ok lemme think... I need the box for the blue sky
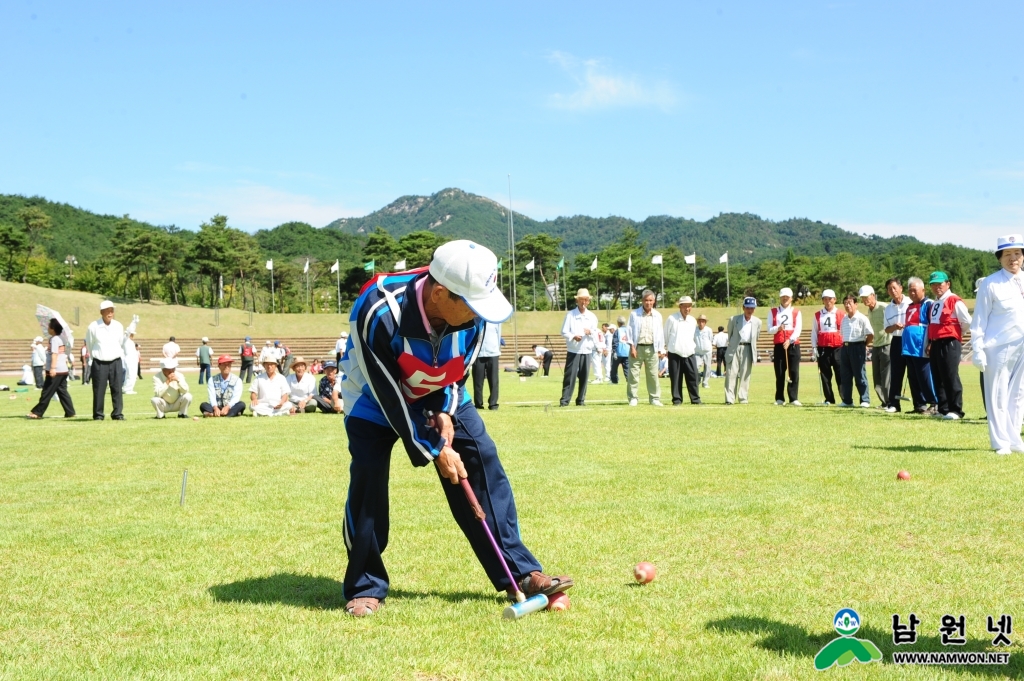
[1,1,1021,250]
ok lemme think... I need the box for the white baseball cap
[429,240,511,323]
[821,289,836,299]
[100,300,115,310]
[160,357,178,369]
[201,336,208,343]
[779,287,793,297]
[858,285,875,297]
[997,234,1023,251]
[33,335,43,343]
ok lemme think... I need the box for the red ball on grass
[897,470,911,481]
[547,592,570,611]
[634,562,657,584]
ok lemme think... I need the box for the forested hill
[325,187,929,264]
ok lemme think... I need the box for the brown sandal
[345,597,381,617]
[514,571,574,599]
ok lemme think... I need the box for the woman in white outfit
[589,323,606,384]
[971,234,1024,454]
[123,331,140,394]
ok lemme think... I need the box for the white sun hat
[997,234,1023,251]
[428,240,512,323]
[821,289,836,299]
[779,287,793,297]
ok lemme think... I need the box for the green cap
[928,271,949,284]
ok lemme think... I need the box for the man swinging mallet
[338,240,574,616]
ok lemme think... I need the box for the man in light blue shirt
[472,322,502,410]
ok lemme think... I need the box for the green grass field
[3,364,1022,679]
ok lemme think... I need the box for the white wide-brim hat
[429,240,512,324]
[997,234,1023,251]
[160,358,178,369]
[821,289,836,299]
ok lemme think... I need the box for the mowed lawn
[3,364,1023,679]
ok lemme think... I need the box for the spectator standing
[840,294,873,407]
[664,296,700,405]
[531,344,553,377]
[589,322,607,384]
[30,336,46,389]
[811,289,844,406]
[626,290,665,407]
[971,235,1024,453]
[860,285,891,406]
[250,357,291,416]
[902,277,938,413]
[238,336,256,383]
[84,301,137,421]
[80,342,91,385]
[609,316,631,385]
[695,314,714,389]
[602,323,614,382]
[279,341,294,376]
[882,279,910,413]
[315,360,344,414]
[768,287,802,406]
[724,297,762,404]
[335,331,349,363]
[27,319,75,419]
[559,289,599,407]
[201,355,246,417]
[286,356,317,413]
[196,337,213,385]
[713,325,729,377]
[162,336,180,358]
[150,358,192,418]
[926,271,972,420]
[123,332,140,395]
[472,322,501,410]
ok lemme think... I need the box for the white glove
[811,349,818,362]
[133,314,140,324]
[973,349,986,370]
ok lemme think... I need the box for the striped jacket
[340,269,484,466]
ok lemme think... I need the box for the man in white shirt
[286,356,317,413]
[811,289,845,406]
[602,323,614,382]
[626,289,666,406]
[250,356,291,416]
[201,355,246,417]
[84,301,137,420]
[589,322,606,384]
[531,344,553,377]
[713,325,729,377]
[151,358,193,418]
[882,278,911,413]
[80,343,91,385]
[30,336,46,389]
[724,297,762,404]
[123,331,140,394]
[560,289,599,407]
[162,336,181,359]
[335,331,349,363]
[767,287,802,406]
[694,315,714,389]
[839,295,873,407]
[664,296,701,405]
[472,322,502,410]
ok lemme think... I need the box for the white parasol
[35,304,74,350]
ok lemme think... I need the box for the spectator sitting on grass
[518,354,539,376]
[151,358,192,419]
[286,356,317,414]
[250,357,291,417]
[200,355,246,417]
[315,360,344,413]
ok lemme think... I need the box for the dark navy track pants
[342,401,542,601]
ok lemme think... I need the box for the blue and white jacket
[341,270,484,466]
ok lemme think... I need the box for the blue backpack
[614,329,630,358]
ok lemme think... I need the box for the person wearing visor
[926,270,972,420]
[338,240,573,617]
[971,235,1024,453]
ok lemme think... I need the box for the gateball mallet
[457,478,548,619]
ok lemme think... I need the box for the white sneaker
[739,399,748,404]
[820,401,833,406]
[651,400,664,407]
[628,399,638,407]
[702,382,709,389]
[943,413,961,420]
[860,402,871,408]
[996,448,1012,455]
[884,406,897,413]
[775,400,785,406]
[790,400,802,407]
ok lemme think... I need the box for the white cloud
[546,51,678,112]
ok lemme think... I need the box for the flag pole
[660,262,664,307]
[725,255,730,308]
[508,174,519,360]
[336,264,341,314]
[532,266,536,311]
[271,268,275,314]
[692,257,697,301]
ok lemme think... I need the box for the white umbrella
[35,304,74,350]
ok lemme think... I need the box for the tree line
[0,204,996,314]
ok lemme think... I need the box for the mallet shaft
[459,478,523,602]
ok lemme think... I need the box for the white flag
[651,254,663,265]
[525,259,535,271]
[590,257,598,271]
[303,259,309,273]
[719,252,728,264]
[265,259,273,271]
[394,259,407,270]
[627,255,632,272]
[330,260,339,273]
[684,253,696,265]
